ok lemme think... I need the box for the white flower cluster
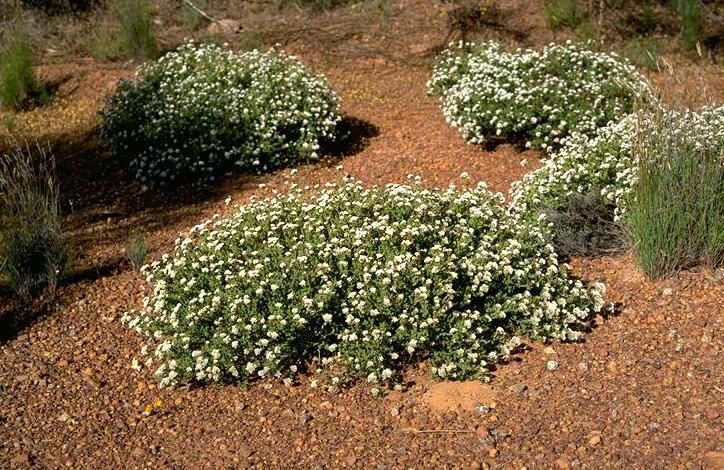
[101,41,340,186]
[122,177,607,389]
[428,41,649,151]
[509,106,724,223]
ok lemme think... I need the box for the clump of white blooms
[509,106,724,224]
[101,41,340,186]
[428,41,650,151]
[122,177,607,389]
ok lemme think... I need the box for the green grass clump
[677,0,701,51]
[624,37,661,71]
[625,107,724,278]
[117,0,159,60]
[0,143,68,301]
[542,0,581,30]
[0,32,48,111]
[123,178,607,391]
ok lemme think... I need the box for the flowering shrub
[123,177,606,390]
[428,41,649,151]
[509,116,637,224]
[101,42,340,186]
[510,107,724,221]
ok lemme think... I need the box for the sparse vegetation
[0,143,67,301]
[125,231,148,272]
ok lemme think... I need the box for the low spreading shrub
[123,178,606,391]
[101,42,340,187]
[0,143,67,301]
[625,107,724,277]
[428,41,649,152]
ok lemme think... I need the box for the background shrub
[0,143,68,301]
[117,0,159,60]
[101,42,340,187]
[0,30,48,111]
[20,0,103,15]
[428,41,649,152]
[123,178,606,390]
[625,107,724,277]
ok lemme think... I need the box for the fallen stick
[182,0,215,23]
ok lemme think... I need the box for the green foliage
[101,42,340,187]
[123,178,607,390]
[125,231,148,272]
[677,0,701,51]
[542,0,581,30]
[625,107,724,278]
[0,143,68,301]
[0,31,48,111]
[428,41,649,152]
[624,37,661,71]
[117,0,159,60]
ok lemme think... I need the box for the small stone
[390,406,401,417]
[475,425,490,440]
[58,412,70,422]
[300,411,311,425]
[662,288,674,296]
[606,361,618,374]
[206,19,241,35]
[555,457,571,469]
[546,360,559,371]
[470,461,482,470]
[576,446,587,456]
[508,383,527,394]
[488,448,498,458]
[234,401,246,413]
[705,408,720,420]
[702,451,724,469]
[577,361,589,373]
[345,454,357,466]
[543,346,557,355]
[588,434,602,446]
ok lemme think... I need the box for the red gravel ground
[1,1,723,468]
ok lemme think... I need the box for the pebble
[546,360,559,371]
[703,451,724,469]
[487,448,498,458]
[543,346,557,355]
[577,361,589,373]
[662,288,674,296]
[588,434,602,446]
[555,457,571,469]
[390,406,401,417]
[508,383,527,394]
